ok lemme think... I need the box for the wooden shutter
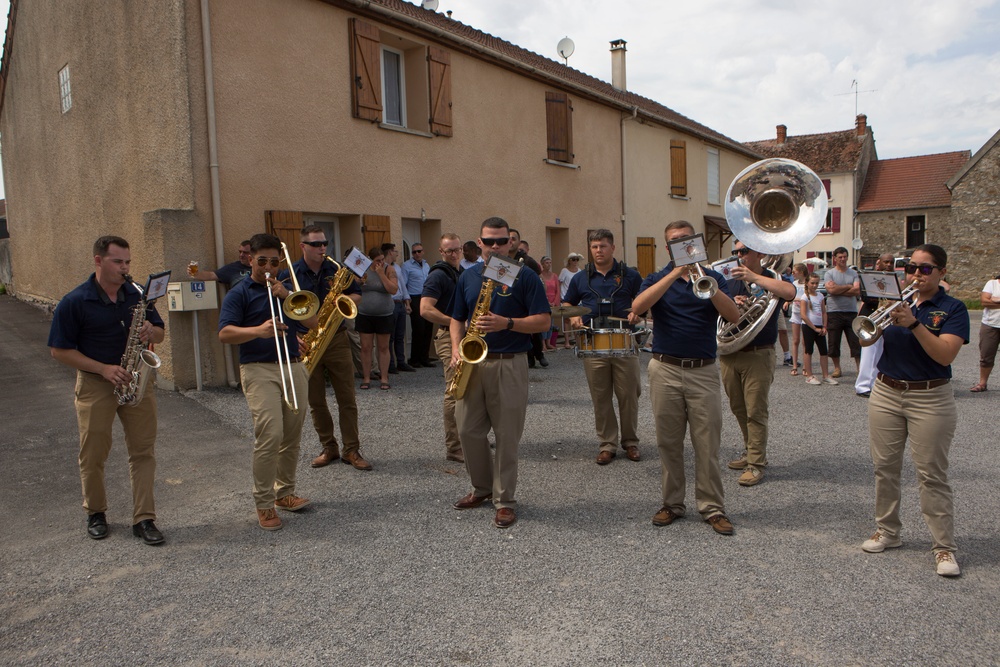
[362,214,391,253]
[545,91,573,163]
[427,46,453,137]
[265,210,304,263]
[806,251,815,258]
[636,237,656,278]
[822,179,831,198]
[831,207,841,233]
[350,19,382,122]
[670,140,687,196]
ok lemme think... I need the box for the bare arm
[982,291,1000,309]
[420,296,452,327]
[888,308,964,366]
[631,266,686,315]
[711,290,741,323]
[449,317,466,368]
[218,320,286,346]
[50,347,131,387]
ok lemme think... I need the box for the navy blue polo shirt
[451,262,550,354]
[214,260,251,288]
[218,276,307,364]
[877,287,969,381]
[639,263,732,359]
[423,262,460,318]
[563,260,642,327]
[726,278,781,347]
[48,274,166,365]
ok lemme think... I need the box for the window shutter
[822,179,831,198]
[670,140,687,196]
[545,91,573,163]
[806,251,815,259]
[636,237,656,278]
[362,214,391,253]
[265,210,305,263]
[350,19,382,122]
[427,46,453,137]
[831,207,841,233]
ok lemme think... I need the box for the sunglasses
[256,257,281,267]
[733,247,751,256]
[903,263,939,275]
[570,257,580,261]
[412,249,423,253]
[303,240,328,248]
[481,237,510,247]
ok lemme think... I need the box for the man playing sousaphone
[562,229,644,465]
[722,240,797,487]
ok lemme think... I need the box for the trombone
[265,270,299,413]
[852,280,919,347]
[280,242,321,321]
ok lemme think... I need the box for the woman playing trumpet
[861,244,969,577]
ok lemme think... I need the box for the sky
[1,0,997,199]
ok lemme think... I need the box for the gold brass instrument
[446,275,494,400]
[852,280,919,347]
[265,271,299,413]
[718,158,827,353]
[279,242,321,321]
[301,256,359,376]
[115,276,162,407]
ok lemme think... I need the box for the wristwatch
[506,317,514,330]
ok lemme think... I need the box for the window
[545,91,574,164]
[59,65,72,113]
[822,179,832,199]
[670,140,687,197]
[706,148,720,205]
[820,207,841,234]
[906,215,926,248]
[381,46,406,127]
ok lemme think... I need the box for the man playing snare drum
[562,229,644,465]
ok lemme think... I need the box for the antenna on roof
[422,0,439,11]
[557,37,575,65]
[836,79,877,117]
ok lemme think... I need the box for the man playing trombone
[722,241,797,487]
[219,233,318,531]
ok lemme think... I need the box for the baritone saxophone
[301,257,359,376]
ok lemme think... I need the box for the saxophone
[115,276,162,407]
[445,276,495,400]
[301,257,359,376]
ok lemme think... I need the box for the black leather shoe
[538,356,549,368]
[398,363,417,372]
[132,519,165,545]
[87,512,109,540]
[388,366,399,375]
[421,360,437,368]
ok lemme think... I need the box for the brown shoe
[311,447,340,468]
[707,513,734,535]
[624,445,640,462]
[453,491,491,510]
[342,451,373,471]
[257,508,282,531]
[595,450,615,465]
[446,452,465,463]
[832,369,842,378]
[652,507,680,526]
[738,467,763,487]
[275,494,311,512]
[493,507,517,529]
[728,455,748,470]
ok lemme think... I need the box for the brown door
[266,210,304,263]
[362,215,391,254]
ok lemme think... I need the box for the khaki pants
[75,371,158,523]
[868,379,957,553]
[583,355,641,453]
[720,347,775,468]
[307,328,360,456]
[648,359,725,518]
[455,355,528,509]
[241,362,309,510]
[434,329,462,457]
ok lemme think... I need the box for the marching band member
[861,244,968,577]
[562,229,644,466]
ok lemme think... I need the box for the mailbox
[167,281,219,311]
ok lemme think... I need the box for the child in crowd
[800,274,838,385]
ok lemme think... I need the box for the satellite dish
[851,237,864,250]
[422,0,439,11]
[557,37,575,64]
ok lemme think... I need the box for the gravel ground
[2,293,998,666]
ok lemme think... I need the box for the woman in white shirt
[557,253,584,348]
[788,263,808,376]
[971,273,1000,392]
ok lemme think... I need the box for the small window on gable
[707,148,720,205]
[545,91,574,164]
[670,140,687,197]
[59,65,72,113]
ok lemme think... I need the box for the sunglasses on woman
[903,263,939,275]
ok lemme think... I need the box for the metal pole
[193,312,203,391]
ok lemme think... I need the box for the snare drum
[576,328,639,358]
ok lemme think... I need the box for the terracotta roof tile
[744,129,865,174]
[857,151,971,212]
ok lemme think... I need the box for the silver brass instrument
[115,276,162,407]
[279,242,321,321]
[852,280,919,347]
[718,158,827,353]
[301,256,359,376]
[691,263,718,300]
[446,275,494,400]
[265,271,299,413]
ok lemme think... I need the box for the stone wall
[951,139,1000,300]
[857,206,953,260]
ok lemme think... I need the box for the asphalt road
[1,293,998,666]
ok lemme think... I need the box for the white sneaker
[822,377,839,385]
[806,376,821,385]
[862,530,902,553]
[935,551,961,577]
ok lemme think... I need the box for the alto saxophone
[301,257,359,376]
[446,276,495,400]
[115,276,162,407]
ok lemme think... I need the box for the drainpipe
[200,0,237,387]
[620,106,637,265]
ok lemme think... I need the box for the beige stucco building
[0,0,757,387]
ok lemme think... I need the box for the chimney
[610,39,627,91]
[776,124,787,144]
[856,113,868,137]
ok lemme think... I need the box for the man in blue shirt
[563,229,644,466]
[449,217,551,529]
[403,243,434,368]
[219,233,319,531]
[49,235,167,545]
[632,221,741,535]
[189,239,252,288]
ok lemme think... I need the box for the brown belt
[246,358,301,365]
[653,353,715,369]
[484,352,524,360]
[877,373,950,391]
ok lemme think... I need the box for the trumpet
[852,281,919,347]
[265,271,299,413]
[690,263,718,300]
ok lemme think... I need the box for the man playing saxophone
[48,236,167,545]
[449,217,551,529]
